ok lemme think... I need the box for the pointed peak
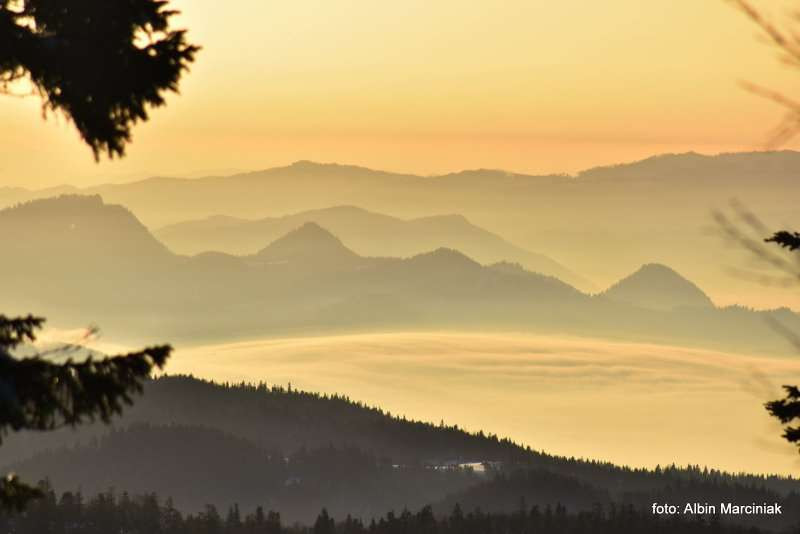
[289,221,339,239]
[264,221,344,248]
[634,263,683,276]
[407,247,481,268]
[255,222,358,263]
[603,263,713,311]
[317,205,372,215]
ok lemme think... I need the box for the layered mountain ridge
[1,150,797,308]
[0,194,797,354]
[155,205,593,291]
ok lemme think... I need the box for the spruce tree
[0,315,170,511]
[763,232,800,450]
[0,0,199,158]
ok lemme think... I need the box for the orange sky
[2,0,800,187]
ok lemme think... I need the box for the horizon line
[3,148,798,192]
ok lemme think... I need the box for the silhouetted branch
[765,315,800,353]
[713,202,800,284]
[767,231,800,251]
[732,1,800,144]
[766,385,800,447]
[0,1,200,159]
[732,1,800,65]
[0,315,171,510]
[715,199,800,453]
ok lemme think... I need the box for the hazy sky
[3,0,800,187]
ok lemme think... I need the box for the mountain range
[155,206,594,291]
[1,150,796,308]
[0,194,797,354]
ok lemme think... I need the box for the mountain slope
[3,376,798,528]
[0,194,173,267]
[0,195,798,353]
[6,422,477,521]
[155,206,594,291]
[3,151,799,308]
[602,263,715,311]
[577,150,800,185]
[252,222,362,269]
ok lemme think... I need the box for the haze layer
[165,331,800,475]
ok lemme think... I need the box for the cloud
[166,331,800,476]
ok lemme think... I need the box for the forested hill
[1,375,539,468]
[4,376,799,528]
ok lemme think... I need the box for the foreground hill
[7,423,478,521]
[0,195,798,354]
[155,206,593,291]
[3,376,798,528]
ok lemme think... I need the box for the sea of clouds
[155,331,800,475]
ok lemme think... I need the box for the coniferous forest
[1,485,781,534]
[3,377,800,531]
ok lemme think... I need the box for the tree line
[6,375,800,528]
[0,484,777,534]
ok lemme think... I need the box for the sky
[3,0,800,187]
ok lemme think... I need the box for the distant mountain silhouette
[3,151,799,308]
[402,247,482,273]
[1,195,798,353]
[602,263,715,311]
[0,194,172,266]
[253,222,362,269]
[3,151,796,228]
[155,206,594,291]
[577,150,800,184]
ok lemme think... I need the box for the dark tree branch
[732,1,800,145]
[714,202,800,453]
[0,1,200,159]
[713,203,800,284]
[0,315,171,511]
[767,231,800,251]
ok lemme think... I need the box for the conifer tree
[728,1,800,455]
[314,508,336,534]
[0,2,191,512]
[0,0,199,159]
[0,315,170,511]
